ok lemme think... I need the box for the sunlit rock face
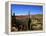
[29,15,43,30]
[31,24,42,30]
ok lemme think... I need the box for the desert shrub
[16,19,23,25]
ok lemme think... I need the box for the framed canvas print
[5,1,45,35]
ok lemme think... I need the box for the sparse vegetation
[11,14,43,32]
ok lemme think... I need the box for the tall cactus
[11,12,16,27]
[28,11,31,30]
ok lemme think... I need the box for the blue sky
[11,4,43,16]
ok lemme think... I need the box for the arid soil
[11,14,43,32]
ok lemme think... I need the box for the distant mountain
[12,14,43,20]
